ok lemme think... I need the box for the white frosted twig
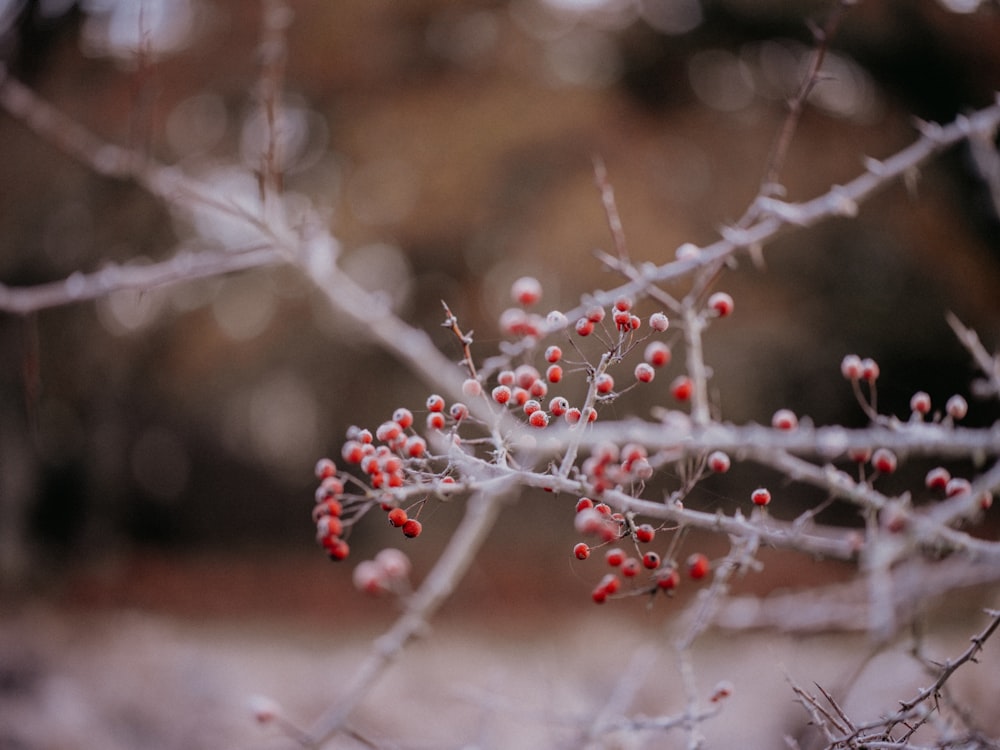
[0,245,283,314]
[500,98,1000,350]
[712,558,1000,634]
[947,311,1000,400]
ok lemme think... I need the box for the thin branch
[0,245,284,315]
[947,312,1000,400]
[257,0,292,206]
[751,0,851,207]
[593,155,628,262]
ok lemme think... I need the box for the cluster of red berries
[925,466,992,510]
[493,277,692,431]
[838,355,984,501]
[311,402,448,561]
[571,497,712,603]
[313,457,350,561]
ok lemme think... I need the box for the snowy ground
[2,553,998,749]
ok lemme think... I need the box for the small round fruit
[686,552,710,580]
[634,523,655,543]
[401,519,423,538]
[751,488,771,506]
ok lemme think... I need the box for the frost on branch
[2,2,1000,749]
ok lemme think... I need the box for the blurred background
[1,1,999,745]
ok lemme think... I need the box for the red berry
[545,364,563,383]
[909,391,931,416]
[686,552,710,580]
[583,406,598,423]
[871,448,897,474]
[314,457,337,479]
[462,379,482,397]
[426,394,445,412]
[671,375,693,401]
[707,291,734,317]
[317,515,343,538]
[511,276,542,306]
[353,560,387,595]
[387,508,408,527]
[449,402,469,422]
[614,296,632,312]
[621,557,641,577]
[642,551,660,569]
[925,466,951,490]
[341,440,365,464]
[860,357,879,382]
[327,538,350,561]
[707,450,730,473]
[847,447,872,463]
[595,373,614,395]
[545,345,562,363]
[946,394,968,420]
[710,680,734,703]
[392,407,414,429]
[312,498,343,521]
[497,370,516,387]
[375,548,411,580]
[405,436,426,457]
[573,542,591,560]
[598,572,620,594]
[771,408,798,430]
[751,487,771,506]
[945,477,971,497]
[841,354,862,380]
[549,396,569,416]
[426,412,445,430]
[613,308,631,330]
[634,363,655,383]
[529,410,549,428]
[514,364,540,390]
[499,307,528,336]
[492,385,512,405]
[591,587,608,604]
[576,497,594,512]
[655,566,680,590]
[575,317,594,336]
[649,312,669,331]
[376,421,402,443]
[634,523,655,543]
[605,548,626,567]
[523,399,541,415]
[565,407,582,424]
[644,341,671,368]
[401,519,423,538]
[586,305,606,323]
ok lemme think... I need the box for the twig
[593,155,628,262]
[947,312,1000,400]
[750,0,852,208]
[0,245,284,314]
